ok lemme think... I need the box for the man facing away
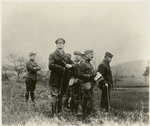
[96,52,113,112]
[48,38,74,117]
[25,52,41,103]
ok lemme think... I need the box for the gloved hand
[105,83,108,87]
[66,64,72,69]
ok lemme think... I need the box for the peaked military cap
[55,38,65,44]
[84,50,93,55]
[29,52,36,56]
[65,53,71,58]
[105,52,113,58]
[74,51,82,56]
[74,51,86,59]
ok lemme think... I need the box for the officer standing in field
[96,52,113,112]
[79,50,95,121]
[64,51,85,114]
[48,38,74,117]
[25,52,41,103]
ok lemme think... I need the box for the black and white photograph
[1,0,149,126]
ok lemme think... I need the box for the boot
[86,102,93,116]
[63,97,70,111]
[51,102,55,116]
[25,92,29,102]
[82,112,86,123]
[52,102,58,117]
[74,99,79,114]
[30,91,35,103]
[58,100,62,114]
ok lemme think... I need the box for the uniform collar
[85,59,91,63]
[103,59,109,64]
[30,59,34,62]
[55,49,65,56]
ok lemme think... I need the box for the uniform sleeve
[69,59,74,65]
[26,62,36,72]
[79,63,95,81]
[49,54,65,72]
[97,64,105,76]
[36,65,41,71]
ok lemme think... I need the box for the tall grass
[2,81,149,126]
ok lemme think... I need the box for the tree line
[2,53,149,89]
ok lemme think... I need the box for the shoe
[32,100,36,104]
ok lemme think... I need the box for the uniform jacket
[97,59,113,88]
[49,49,74,87]
[26,59,41,80]
[79,59,95,84]
[71,60,83,79]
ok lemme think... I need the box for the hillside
[112,59,149,77]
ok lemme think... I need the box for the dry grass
[2,81,149,126]
[116,77,149,88]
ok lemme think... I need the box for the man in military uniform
[49,38,74,117]
[96,52,113,112]
[64,51,85,114]
[25,52,41,102]
[79,50,95,121]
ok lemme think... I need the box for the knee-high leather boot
[30,91,35,102]
[25,92,29,102]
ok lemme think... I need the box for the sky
[2,1,149,66]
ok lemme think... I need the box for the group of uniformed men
[25,38,113,122]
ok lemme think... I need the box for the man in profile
[96,52,113,112]
[64,51,85,114]
[79,50,95,121]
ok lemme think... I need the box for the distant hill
[112,59,149,78]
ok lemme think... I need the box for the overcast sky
[2,2,149,66]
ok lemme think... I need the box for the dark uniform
[79,58,95,120]
[64,51,85,114]
[25,53,41,102]
[97,52,113,111]
[49,49,73,115]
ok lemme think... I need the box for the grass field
[2,81,149,126]
[94,88,149,112]
[115,77,149,88]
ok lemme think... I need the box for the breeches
[25,78,37,92]
[50,86,63,114]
